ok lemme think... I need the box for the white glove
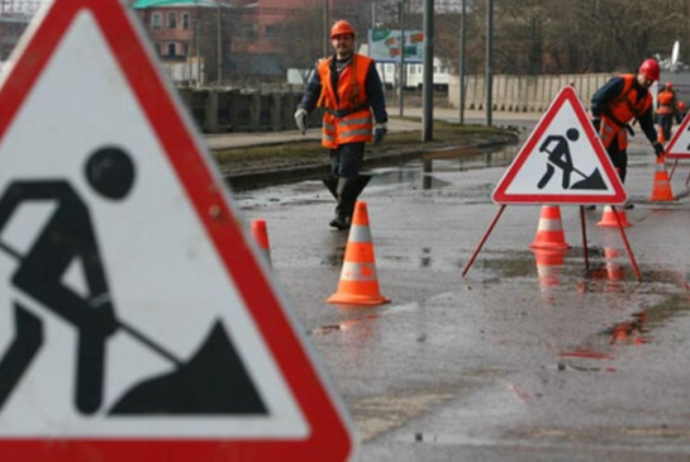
[294,108,308,134]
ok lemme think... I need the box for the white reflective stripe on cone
[348,224,372,243]
[341,262,379,282]
[537,218,563,232]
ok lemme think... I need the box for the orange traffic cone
[251,219,272,267]
[649,155,675,202]
[327,201,390,306]
[530,205,571,250]
[596,206,631,228]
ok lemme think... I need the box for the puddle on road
[467,246,690,368]
[234,144,520,209]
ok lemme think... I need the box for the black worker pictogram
[537,128,607,191]
[0,146,266,417]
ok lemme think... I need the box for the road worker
[656,82,682,143]
[677,100,688,121]
[294,20,388,230]
[590,58,665,209]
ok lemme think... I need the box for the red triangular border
[664,109,690,159]
[0,0,352,460]
[492,86,627,205]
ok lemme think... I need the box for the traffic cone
[596,206,631,228]
[529,205,571,250]
[327,201,390,306]
[251,219,272,267]
[649,155,675,202]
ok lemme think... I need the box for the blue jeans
[330,142,365,178]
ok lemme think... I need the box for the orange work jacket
[317,54,373,149]
[599,74,652,150]
[656,90,676,115]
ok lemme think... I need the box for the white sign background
[0,11,307,439]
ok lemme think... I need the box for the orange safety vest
[599,74,652,150]
[656,90,676,115]
[317,54,373,149]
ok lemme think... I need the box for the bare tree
[272,7,325,83]
[434,0,690,75]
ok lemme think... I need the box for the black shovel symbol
[110,320,268,415]
[570,167,606,190]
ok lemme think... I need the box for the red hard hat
[678,101,687,111]
[666,81,673,90]
[639,58,660,81]
[331,20,355,39]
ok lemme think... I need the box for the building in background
[0,0,41,60]
[133,0,370,85]
[132,0,243,86]
[0,0,387,86]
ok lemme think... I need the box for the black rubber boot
[322,174,370,201]
[322,175,338,200]
[329,176,370,230]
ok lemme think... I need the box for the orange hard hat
[639,58,660,82]
[331,20,355,39]
[678,101,687,111]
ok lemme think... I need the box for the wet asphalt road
[234,131,690,461]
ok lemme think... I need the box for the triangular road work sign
[493,86,627,205]
[0,0,352,460]
[664,110,690,159]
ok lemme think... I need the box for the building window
[154,42,162,56]
[151,12,162,29]
[264,24,279,38]
[167,43,176,57]
[182,13,190,30]
[182,42,189,57]
[167,12,177,29]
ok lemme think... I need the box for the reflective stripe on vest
[599,118,628,150]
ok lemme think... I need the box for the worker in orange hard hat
[677,100,688,120]
[589,58,664,210]
[656,82,682,143]
[294,19,388,230]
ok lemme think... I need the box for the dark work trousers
[658,114,673,142]
[330,142,365,178]
[607,135,628,183]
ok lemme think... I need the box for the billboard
[367,29,424,64]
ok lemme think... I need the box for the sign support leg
[612,205,641,281]
[579,206,590,273]
[462,205,505,277]
[669,159,678,180]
